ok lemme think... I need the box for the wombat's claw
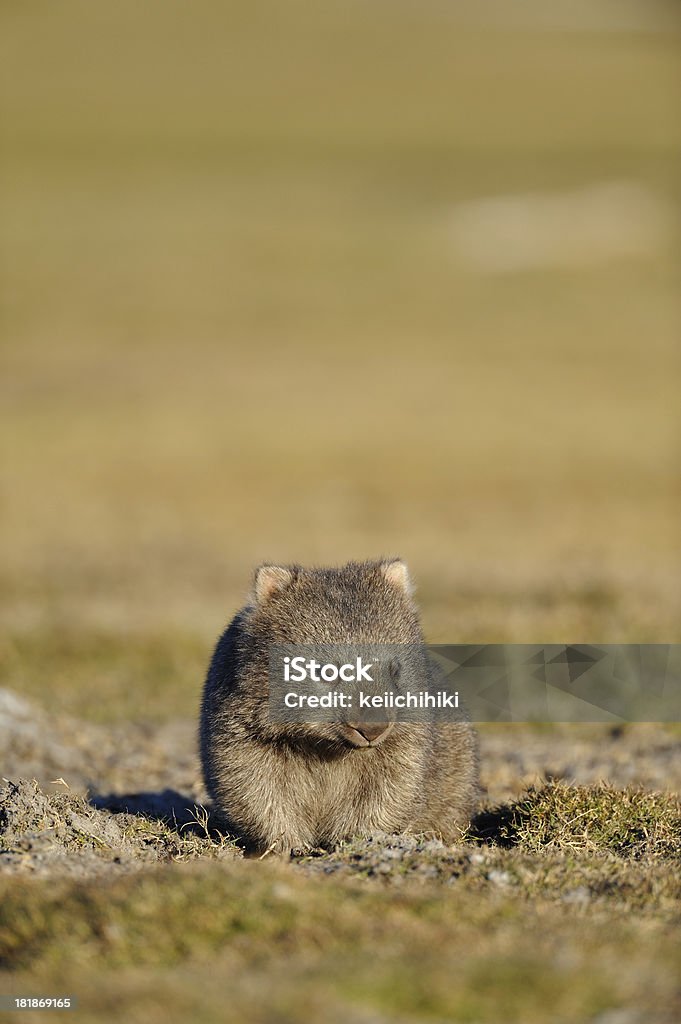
[258,836,284,860]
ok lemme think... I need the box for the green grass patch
[473,782,681,860]
[0,625,207,722]
[2,859,680,1023]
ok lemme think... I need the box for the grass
[473,781,681,859]
[305,783,681,914]
[0,625,208,723]
[1,784,680,1022]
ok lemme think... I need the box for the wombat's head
[241,559,425,752]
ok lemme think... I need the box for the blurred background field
[1,0,679,727]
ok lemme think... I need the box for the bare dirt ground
[2,686,678,880]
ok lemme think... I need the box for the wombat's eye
[389,659,401,685]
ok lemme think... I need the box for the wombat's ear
[380,559,413,596]
[253,565,294,604]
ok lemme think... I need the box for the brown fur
[199,560,479,853]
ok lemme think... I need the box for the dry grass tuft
[472,782,681,860]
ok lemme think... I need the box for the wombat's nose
[355,722,390,743]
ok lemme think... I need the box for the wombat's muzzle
[343,721,393,746]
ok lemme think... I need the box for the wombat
[199,559,479,853]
